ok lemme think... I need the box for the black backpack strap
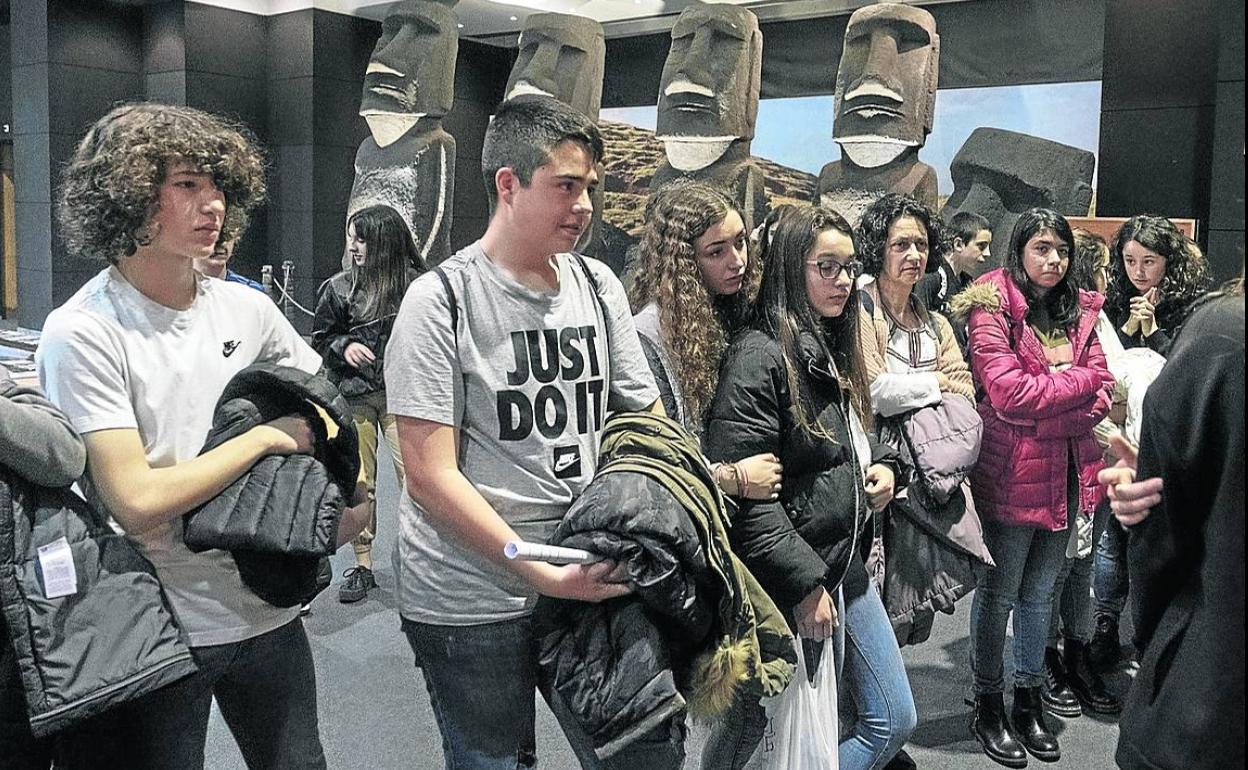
[859,288,875,316]
[434,266,458,344]
[571,253,609,324]
[433,265,468,445]
[571,253,611,386]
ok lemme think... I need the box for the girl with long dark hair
[952,208,1114,767]
[312,204,423,603]
[629,180,780,500]
[700,205,915,770]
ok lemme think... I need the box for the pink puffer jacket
[952,269,1114,530]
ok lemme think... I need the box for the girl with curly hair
[38,103,365,768]
[1104,214,1211,356]
[1087,215,1210,675]
[701,205,913,770]
[312,205,422,603]
[629,180,781,500]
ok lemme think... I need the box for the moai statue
[347,0,458,269]
[503,13,607,261]
[816,3,939,224]
[652,3,767,232]
[943,127,1096,270]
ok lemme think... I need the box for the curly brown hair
[57,103,267,264]
[629,180,760,424]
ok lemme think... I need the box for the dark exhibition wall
[1,0,1243,329]
[599,0,1106,107]
[3,0,510,330]
[1098,0,1244,281]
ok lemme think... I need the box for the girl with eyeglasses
[700,205,915,770]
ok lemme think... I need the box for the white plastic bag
[745,635,839,770]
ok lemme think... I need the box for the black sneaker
[338,566,376,604]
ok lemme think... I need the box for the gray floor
[206,456,1134,770]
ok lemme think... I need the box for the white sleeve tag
[37,536,78,599]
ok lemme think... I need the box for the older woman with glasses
[853,194,988,770]
[856,194,976,419]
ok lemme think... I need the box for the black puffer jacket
[311,268,419,398]
[535,413,795,759]
[183,364,360,607]
[704,329,900,611]
[1,470,195,740]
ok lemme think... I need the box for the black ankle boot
[1063,639,1123,714]
[1088,615,1123,672]
[1012,686,1061,762]
[1041,646,1082,717]
[971,692,1028,768]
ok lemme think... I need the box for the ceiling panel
[188,0,963,43]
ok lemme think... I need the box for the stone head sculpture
[504,14,605,121]
[943,127,1096,266]
[833,3,939,169]
[656,3,762,172]
[359,0,459,148]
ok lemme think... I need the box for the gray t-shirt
[385,243,658,625]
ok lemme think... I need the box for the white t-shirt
[385,243,659,625]
[36,266,322,646]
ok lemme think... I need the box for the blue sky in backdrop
[602,81,1103,195]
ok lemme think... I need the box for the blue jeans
[1093,515,1130,621]
[402,615,685,770]
[1048,501,1111,645]
[700,583,916,770]
[839,584,918,770]
[57,618,326,769]
[971,520,1069,693]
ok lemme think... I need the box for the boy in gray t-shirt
[385,97,680,769]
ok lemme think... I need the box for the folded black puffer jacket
[535,412,795,760]
[1,469,195,737]
[183,364,359,607]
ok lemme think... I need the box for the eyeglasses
[806,259,864,281]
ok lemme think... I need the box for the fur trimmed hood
[947,280,1003,322]
[947,268,1104,331]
